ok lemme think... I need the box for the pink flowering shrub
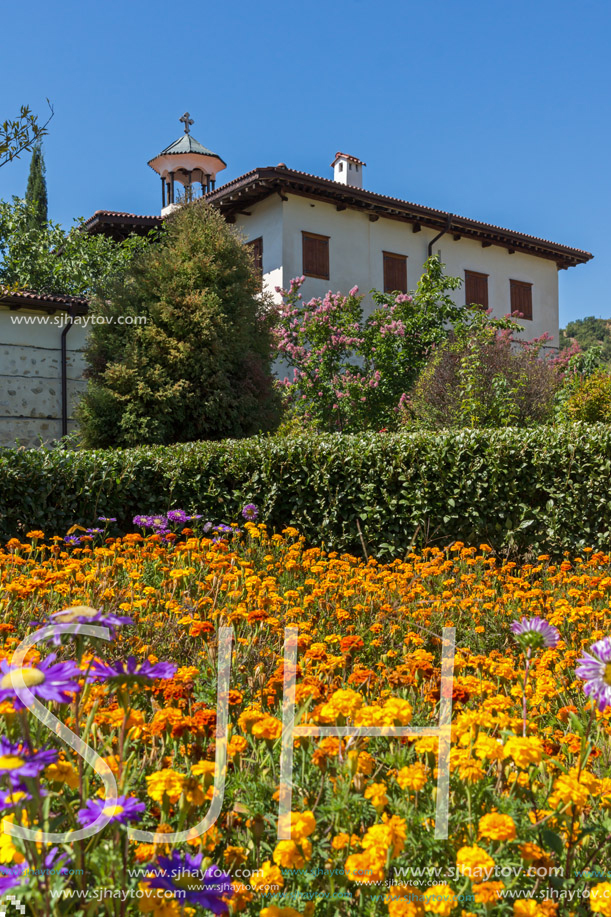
[272,256,466,432]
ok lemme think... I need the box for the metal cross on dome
[179,112,194,134]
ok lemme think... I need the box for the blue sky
[1,0,607,326]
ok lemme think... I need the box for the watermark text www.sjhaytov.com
[9,313,146,327]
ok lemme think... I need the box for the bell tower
[148,113,227,215]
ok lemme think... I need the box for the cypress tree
[25,144,48,228]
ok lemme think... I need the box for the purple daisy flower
[167,509,189,524]
[88,656,177,685]
[86,527,103,535]
[576,636,611,711]
[241,503,259,522]
[0,785,31,811]
[77,795,146,828]
[510,616,560,650]
[98,517,117,523]
[64,534,81,545]
[0,739,57,784]
[146,851,233,913]
[47,605,133,636]
[0,654,82,711]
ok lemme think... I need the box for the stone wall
[0,308,88,448]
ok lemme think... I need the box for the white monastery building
[0,113,593,446]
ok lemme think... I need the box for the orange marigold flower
[422,884,457,916]
[456,845,495,879]
[478,813,516,842]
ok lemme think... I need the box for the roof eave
[205,168,593,269]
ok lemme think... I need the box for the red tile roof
[331,152,367,167]
[83,166,593,269]
[0,289,89,310]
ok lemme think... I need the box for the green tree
[77,201,280,447]
[560,316,611,367]
[0,197,151,296]
[25,144,48,228]
[0,102,53,169]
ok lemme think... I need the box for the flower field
[2,514,611,915]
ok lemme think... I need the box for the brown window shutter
[464,270,489,309]
[302,232,330,279]
[247,236,263,284]
[510,280,533,320]
[383,252,408,293]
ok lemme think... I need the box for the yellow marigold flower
[590,884,611,915]
[414,737,439,755]
[0,816,25,865]
[397,763,428,792]
[250,860,284,892]
[238,706,266,735]
[145,768,184,804]
[518,843,553,869]
[45,760,79,789]
[456,845,495,879]
[364,781,388,812]
[386,884,425,917]
[473,734,505,762]
[478,813,517,842]
[457,759,485,784]
[290,810,316,841]
[345,846,387,884]
[331,832,360,850]
[382,697,413,725]
[191,760,216,784]
[348,749,375,775]
[251,715,282,741]
[362,815,407,858]
[223,845,248,868]
[422,883,458,916]
[503,736,544,769]
[228,735,248,757]
[319,688,363,722]
[272,839,311,868]
[138,883,182,916]
[472,881,504,905]
[513,903,540,917]
[549,773,593,811]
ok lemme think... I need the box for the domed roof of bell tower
[148,113,227,214]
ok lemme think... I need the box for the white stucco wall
[245,193,559,346]
[0,308,88,447]
[235,194,284,298]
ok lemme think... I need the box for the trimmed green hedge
[1,425,611,557]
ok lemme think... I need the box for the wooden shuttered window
[302,231,330,279]
[247,236,263,285]
[383,252,408,293]
[510,279,533,320]
[464,270,489,309]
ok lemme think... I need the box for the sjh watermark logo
[0,894,26,915]
[3,623,456,846]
